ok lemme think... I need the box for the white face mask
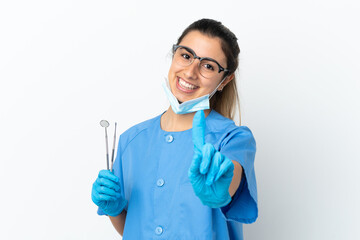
[162,77,226,115]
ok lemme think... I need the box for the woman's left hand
[188,110,234,208]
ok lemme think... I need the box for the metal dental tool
[100,120,117,172]
[100,120,110,170]
[110,122,117,172]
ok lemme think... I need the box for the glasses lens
[173,46,221,79]
[199,59,220,79]
[174,47,193,66]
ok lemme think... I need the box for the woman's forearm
[229,160,243,197]
[109,210,127,236]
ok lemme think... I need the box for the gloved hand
[188,110,234,208]
[91,170,127,217]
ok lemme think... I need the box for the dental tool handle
[105,127,110,170]
[110,148,115,172]
[110,122,117,172]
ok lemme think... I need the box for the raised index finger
[192,110,206,154]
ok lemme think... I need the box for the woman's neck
[160,107,211,132]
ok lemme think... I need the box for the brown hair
[176,19,241,124]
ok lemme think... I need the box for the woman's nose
[183,59,200,79]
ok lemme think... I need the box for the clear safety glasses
[172,44,229,79]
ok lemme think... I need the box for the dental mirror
[100,120,110,128]
[100,120,110,170]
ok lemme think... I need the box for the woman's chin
[174,94,185,104]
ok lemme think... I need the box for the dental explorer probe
[110,122,117,172]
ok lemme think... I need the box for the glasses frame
[172,45,230,77]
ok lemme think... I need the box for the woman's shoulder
[205,111,256,153]
[206,110,255,149]
[119,113,162,144]
[207,110,253,135]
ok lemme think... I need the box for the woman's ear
[219,73,235,91]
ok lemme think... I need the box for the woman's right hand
[91,170,127,217]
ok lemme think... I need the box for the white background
[0,1,359,239]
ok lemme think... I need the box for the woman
[91,18,257,240]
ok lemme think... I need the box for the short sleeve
[97,135,126,216]
[219,126,258,224]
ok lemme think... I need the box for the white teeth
[179,78,197,90]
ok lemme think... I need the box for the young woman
[92,18,258,240]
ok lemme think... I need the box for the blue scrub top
[98,110,258,240]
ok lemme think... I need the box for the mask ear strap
[209,75,228,99]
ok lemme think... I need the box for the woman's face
[168,30,230,103]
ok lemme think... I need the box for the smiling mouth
[177,77,199,92]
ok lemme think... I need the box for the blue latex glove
[188,110,234,208]
[91,170,127,217]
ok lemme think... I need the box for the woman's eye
[203,63,215,71]
[181,53,191,60]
